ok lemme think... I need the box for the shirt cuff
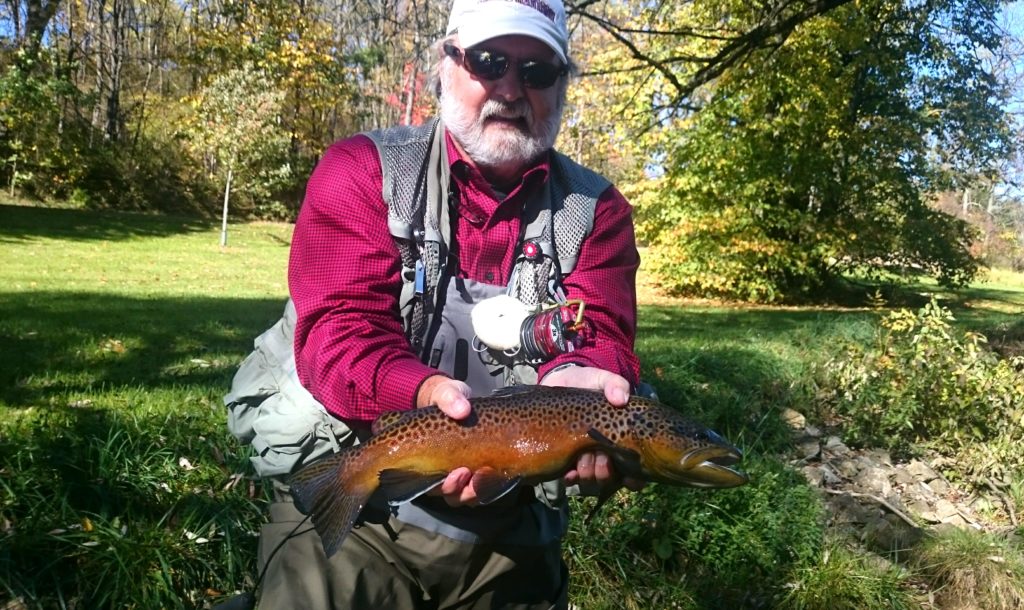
[374,358,441,411]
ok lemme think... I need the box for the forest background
[2,0,1023,302]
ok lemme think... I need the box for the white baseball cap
[446,0,569,65]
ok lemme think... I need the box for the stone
[863,448,893,467]
[933,499,960,521]
[836,458,861,479]
[905,459,938,482]
[795,439,821,461]
[801,465,825,487]
[893,468,917,486]
[927,477,950,496]
[804,424,822,438]
[862,514,922,553]
[856,467,893,497]
[820,464,842,486]
[939,513,968,527]
[824,436,850,455]
[781,408,806,429]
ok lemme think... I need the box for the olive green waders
[257,491,568,610]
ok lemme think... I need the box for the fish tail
[288,449,377,558]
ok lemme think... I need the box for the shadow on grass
[0,204,216,243]
[0,291,286,408]
[0,403,264,607]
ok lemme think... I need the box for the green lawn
[1,204,1021,609]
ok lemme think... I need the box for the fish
[289,385,748,557]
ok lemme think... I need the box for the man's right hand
[416,374,472,419]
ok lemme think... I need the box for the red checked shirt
[289,129,641,424]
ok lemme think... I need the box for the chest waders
[224,118,609,544]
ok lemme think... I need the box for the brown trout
[289,386,748,556]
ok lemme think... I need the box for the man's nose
[491,67,524,102]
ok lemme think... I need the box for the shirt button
[485,272,495,282]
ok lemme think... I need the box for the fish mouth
[675,446,749,488]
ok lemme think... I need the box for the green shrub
[566,456,825,609]
[818,299,1024,483]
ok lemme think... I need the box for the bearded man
[235,0,643,607]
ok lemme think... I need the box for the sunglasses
[443,43,567,90]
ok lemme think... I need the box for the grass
[1,203,1022,608]
[913,528,1024,610]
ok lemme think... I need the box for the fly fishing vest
[225,118,608,482]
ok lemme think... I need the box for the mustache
[480,99,534,128]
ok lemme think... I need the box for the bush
[818,299,1024,483]
[566,456,825,609]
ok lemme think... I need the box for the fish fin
[587,428,642,461]
[587,428,644,478]
[378,469,448,505]
[489,385,564,399]
[370,410,408,436]
[584,484,621,525]
[471,467,522,505]
[289,451,374,558]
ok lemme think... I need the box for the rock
[863,448,893,467]
[905,459,938,482]
[824,436,850,455]
[801,465,825,487]
[927,477,950,496]
[835,458,861,479]
[933,499,960,521]
[828,493,877,525]
[893,468,917,486]
[795,439,821,461]
[781,408,806,429]
[940,513,968,527]
[862,514,922,553]
[856,467,893,497]
[820,464,842,486]
[804,424,822,438]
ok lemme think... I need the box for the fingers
[434,380,472,420]
[417,375,473,420]
[540,366,631,406]
[436,467,478,507]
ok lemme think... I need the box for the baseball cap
[446,0,569,65]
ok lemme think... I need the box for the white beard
[440,66,564,172]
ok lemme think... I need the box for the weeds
[779,539,918,610]
[819,299,1024,484]
[913,527,1024,610]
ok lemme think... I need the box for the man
[226,0,642,607]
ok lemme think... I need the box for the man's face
[440,34,566,179]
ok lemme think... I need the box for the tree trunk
[220,166,233,247]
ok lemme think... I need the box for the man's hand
[416,374,472,419]
[541,365,645,493]
[540,364,630,406]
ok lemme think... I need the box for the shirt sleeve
[538,185,642,386]
[288,135,440,424]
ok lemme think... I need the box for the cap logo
[482,0,556,22]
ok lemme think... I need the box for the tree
[182,64,290,245]
[575,0,1015,301]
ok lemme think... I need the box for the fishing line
[211,514,313,610]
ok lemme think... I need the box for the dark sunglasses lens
[520,61,563,89]
[465,49,509,80]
